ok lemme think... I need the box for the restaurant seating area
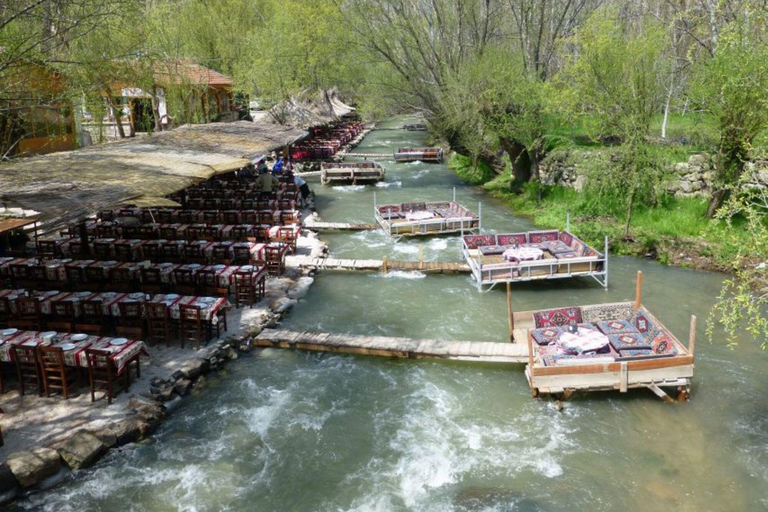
[375,200,479,237]
[462,229,608,289]
[291,121,366,161]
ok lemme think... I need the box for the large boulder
[57,431,106,470]
[6,447,61,487]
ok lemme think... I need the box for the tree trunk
[103,87,126,139]
[152,87,162,132]
[706,188,729,218]
[624,187,637,238]
[661,93,671,139]
[499,138,531,192]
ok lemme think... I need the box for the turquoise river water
[12,117,768,511]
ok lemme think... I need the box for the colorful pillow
[650,328,679,356]
[555,251,579,260]
[543,240,573,254]
[570,238,585,255]
[497,233,527,246]
[608,332,653,351]
[533,307,584,328]
[596,319,638,335]
[402,202,426,212]
[617,348,657,360]
[479,245,504,255]
[463,235,497,249]
[581,303,634,323]
[529,230,559,243]
[378,205,400,214]
[531,326,563,346]
[558,231,574,246]
[633,312,656,334]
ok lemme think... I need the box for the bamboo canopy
[0,121,308,232]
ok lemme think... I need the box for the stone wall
[539,150,768,197]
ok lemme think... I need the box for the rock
[57,431,106,471]
[156,385,174,402]
[0,463,19,502]
[171,370,184,382]
[573,175,587,191]
[180,358,208,380]
[6,448,60,488]
[191,376,206,393]
[688,153,707,167]
[225,348,239,361]
[173,378,192,396]
[100,419,144,446]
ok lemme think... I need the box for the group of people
[240,154,313,209]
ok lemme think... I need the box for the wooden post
[382,255,387,274]
[77,221,89,256]
[634,270,643,309]
[688,315,697,357]
[418,246,424,270]
[507,282,514,342]
[527,329,536,397]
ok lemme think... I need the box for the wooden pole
[527,329,536,397]
[688,315,697,357]
[382,255,387,274]
[418,246,424,270]
[77,221,89,256]
[507,282,514,342]
[634,270,643,309]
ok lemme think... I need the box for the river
[13,117,768,511]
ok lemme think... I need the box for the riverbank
[0,230,328,504]
[449,155,746,274]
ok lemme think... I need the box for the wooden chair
[241,211,258,225]
[241,199,257,210]
[178,210,195,224]
[159,226,178,240]
[95,223,116,238]
[223,210,239,225]
[10,297,43,331]
[186,225,204,241]
[36,240,59,259]
[76,299,106,335]
[253,225,269,242]
[264,245,285,276]
[110,266,134,292]
[113,242,135,262]
[85,265,108,291]
[202,211,219,225]
[121,225,140,240]
[64,265,86,291]
[211,244,232,265]
[161,242,184,263]
[258,211,274,225]
[0,297,11,328]
[27,264,50,289]
[157,210,174,223]
[138,225,157,240]
[234,271,259,308]
[179,304,206,350]
[9,264,30,289]
[219,199,235,210]
[92,241,112,260]
[230,226,250,242]
[173,269,197,295]
[184,243,207,264]
[48,300,76,333]
[37,345,78,399]
[12,345,43,397]
[203,199,218,210]
[140,267,164,294]
[118,301,145,331]
[232,245,253,265]
[85,348,129,405]
[197,269,229,296]
[145,302,174,346]
[141,241,162,262]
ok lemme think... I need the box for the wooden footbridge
[302,220,378,231]
[285,255,470,274]
[252,329,529,363]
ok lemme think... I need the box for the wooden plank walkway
[302,221,379,231]
[348,153,392,159]
[285,255,470,274]
[253,329,529,363]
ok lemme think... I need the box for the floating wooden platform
[253,329,529,363]
[348,153,392,159]
[302,221,378,231]
[285,255,470,274]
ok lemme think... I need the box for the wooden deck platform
[302,220,378,231]
[348,153,392,159]
[253,329,529,363]
[285,255,470,273]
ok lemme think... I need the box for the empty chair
[184,243,207,264]
[8,264,30,289]
[258,211,274,225]
[179,304,207,350]
[264,245,285,276]
[121,226,140,240]
[37,345,79,399]
[145,302,174,346]
[138,225,157,240]
[95,223,116,238]
[12,345,43,397]
[178,210,195,224]
[140,267,164,294]
[252,225,269,242]
[76,299,106,335]
[241,211,258,225]
[196,269,228,296]
[10,297,43,331]
[210,244,232,265]
[203,199,218,210]
[157,210,174,223]
[230,226,250,242]
[202,211,219,225]
[37,240,59,259]
[201,226,220,242]
[173,268,196,295]
[159,226,178,240]
[110,266,134,292]
[186,225,204,241]
[85,265,108,291]
[234,270,259,308]
[113,242,135,262]
[141,241,162,262]
[0,296,11,327]
[223,211,239,225]
[27,264,50,289]
[48,300,76,333]
[117,301,145,340]
[64,265,86,291]
[232,245,252,265]
[85,348,129,405]
[92,241,112,260]
[161,243,184,263]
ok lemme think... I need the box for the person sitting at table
[272,156,284,175]
[256,166,279,197]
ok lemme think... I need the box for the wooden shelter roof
[0,121,307,232]
[0,217,37,234]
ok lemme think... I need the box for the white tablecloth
[503,246,543,262]
[405,211,435,221]
[557,328,609,354]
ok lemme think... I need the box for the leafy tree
[559,9,668,236]
[689,20,768,217]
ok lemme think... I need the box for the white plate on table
[240,265,254,272]
[213,264,226,270]
[159,263,175,268]
[1,328,18,337]
[187,264,202,269]
[129,292,145,299]
[76,291,93,297]
[198,297,216,304]
[105,260,118,265]
[165,294,180,300]
[22,341,37,347]
[41,331,56,338]
[110,338,129,346]
[71,333,88,342]
[60,343,77,351]
[46,290,60,296]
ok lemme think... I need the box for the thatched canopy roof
[0,121,307,232]
[269,89,356,129]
